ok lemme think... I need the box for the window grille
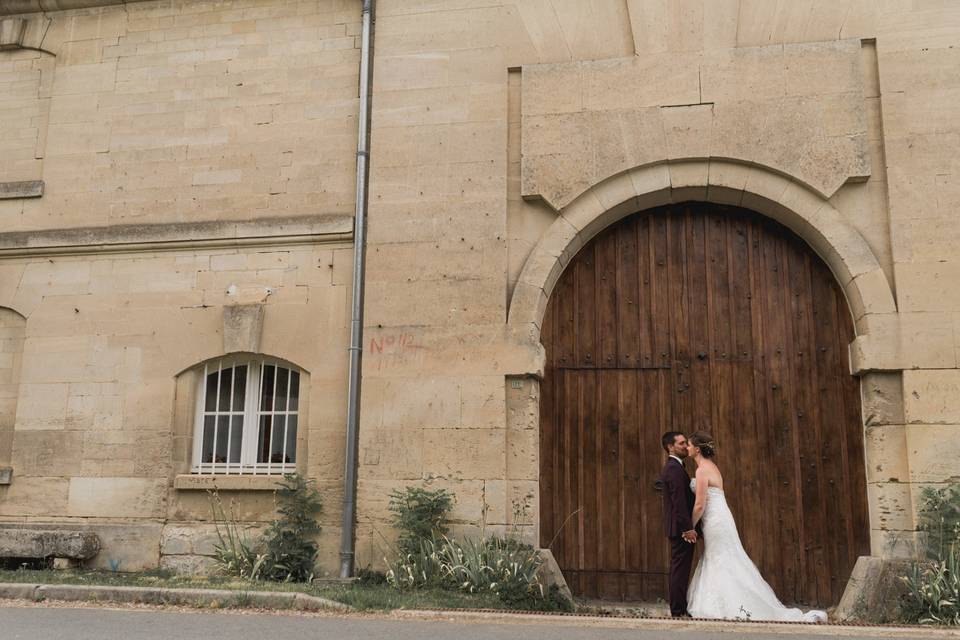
[191,356,300,475]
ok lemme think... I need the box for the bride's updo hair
[689,431,716,458]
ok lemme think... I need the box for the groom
[660,431,698,617]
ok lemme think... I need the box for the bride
[686,431,827,623]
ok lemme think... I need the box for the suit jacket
[660,457,695,538]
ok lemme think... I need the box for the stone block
[167,488,277,523]
[13,383,68,430]
[903,370,960,425]
[868,481,915,532]
[864,425,909,484]
[0,527,100,560]
[0,477,68,517]
[11,430,84,476]
[835,556,914,623]
[537,547,573,605]
[380,377,460,429]
[699,42,785,103]
[904,424,960,484]
[422,428,505,480]
[358,427,422,481]
[67,477,167,519]
[0,17,26,49]
[861,372,905,427]
[222,303,264,354]
[662,104,713,161]
[159,553,216,574]
[0,181,43,199]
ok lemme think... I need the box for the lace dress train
[686,483,827,623]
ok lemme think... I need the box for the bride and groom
[660,430,827,623]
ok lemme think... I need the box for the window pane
[289,371,300,411]
[285,415,297,463]
[271,415,286,463]
[229,415,243,464]
[261,365,275,412]
[218,365,233,411]
[215,415,230,463]
[257,415,272,464]
[201,415,215,463]
[275,367,289,412]
[232,365,247,411]
[205,369,218,411]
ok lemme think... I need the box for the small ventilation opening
[0,556,53,570]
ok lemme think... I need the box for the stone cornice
[0,213,354,257]
[0,1,150,16]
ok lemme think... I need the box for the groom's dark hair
[661,431,683,452]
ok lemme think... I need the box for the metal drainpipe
[339,0,375,579]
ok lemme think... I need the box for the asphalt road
[0,605,945,640]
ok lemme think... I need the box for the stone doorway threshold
[575,598,671,618]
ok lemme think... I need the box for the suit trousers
[669,535,695,616]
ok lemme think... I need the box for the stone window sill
[174,474,284,491]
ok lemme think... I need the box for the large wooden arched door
[539,203,870,607]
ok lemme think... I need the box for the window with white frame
[192,356,300,475]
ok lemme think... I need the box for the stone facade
[0,0,957,589]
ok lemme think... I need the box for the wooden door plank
[650,212,671,368]
[579,369,599,582]
[598,369,623,599]
[746,217,779,592]
[786,245,830,606]
[620,369,642,575]
[685,207,712,430]
[617,219,641,368]
[575,247,598,368]
[667,209,692,430]
[597,230,620,369]
[539,299,557,549]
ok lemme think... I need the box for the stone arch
[506,160,912,578]
[173,351,311,380]
[508,159,896,355]
[0,307,26,472]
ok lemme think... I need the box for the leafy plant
[901,546,960,626]
[917,484,960,562]
[900,482,960,626]
[356,566,388,586]
[261,473,322,582]
[388,486,454,556]
[209,488,267,580]
[385,534,572,612]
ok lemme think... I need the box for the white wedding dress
[686,480,827,623]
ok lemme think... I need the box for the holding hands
[682,529,697,544]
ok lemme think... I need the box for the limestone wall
[0,0,360,231]
[0,0,957,576]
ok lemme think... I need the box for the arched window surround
[183,354,308,476]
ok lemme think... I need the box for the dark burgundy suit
[660,456,696,616]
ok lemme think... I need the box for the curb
[0,583,954,638]
[392,609,958,638]
[0,582,351,612]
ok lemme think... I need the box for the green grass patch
[0,569,527,612]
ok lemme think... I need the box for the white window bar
[282,365,291,467]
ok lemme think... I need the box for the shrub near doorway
[384,486,572,612]
[899,484,960,626]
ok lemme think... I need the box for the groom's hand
[682,530,697,544]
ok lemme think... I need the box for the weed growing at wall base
[901,483,960,626]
